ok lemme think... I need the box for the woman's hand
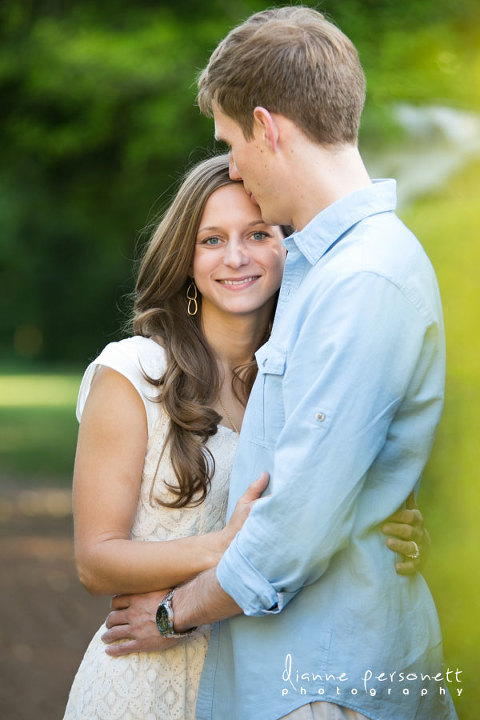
[382,491,430,575]
[219,472,270,548]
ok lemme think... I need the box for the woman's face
[192,183,286,321]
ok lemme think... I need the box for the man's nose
[229,153,242,181]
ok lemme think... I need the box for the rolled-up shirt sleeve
[216,271,442,616]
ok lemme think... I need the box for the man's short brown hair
[197,6,366,145]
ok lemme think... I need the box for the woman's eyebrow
[199,220,266,234]
[198,225,223,233]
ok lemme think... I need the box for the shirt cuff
[216,534,291,617]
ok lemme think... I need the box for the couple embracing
[64,7,457,720]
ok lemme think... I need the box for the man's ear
[253,106,279,152]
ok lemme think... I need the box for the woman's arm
[73,366,264,596]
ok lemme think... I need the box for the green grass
[0,373,81,483]
[0,373,81,407]
[401,160,480,720]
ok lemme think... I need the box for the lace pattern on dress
[64,340,238,720]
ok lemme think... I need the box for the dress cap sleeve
[76,336,166,434]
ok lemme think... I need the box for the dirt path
[0,484,108,719]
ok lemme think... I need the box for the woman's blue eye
[252,231,268,241]
[203,237,221,246]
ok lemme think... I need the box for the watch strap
[156,590,197,639]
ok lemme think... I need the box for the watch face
[156,603,171,635]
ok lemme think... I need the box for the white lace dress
[63,336,238,720]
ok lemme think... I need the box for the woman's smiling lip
[216,275,261,289]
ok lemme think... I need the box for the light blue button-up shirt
[196,180,458,720]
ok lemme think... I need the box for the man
[105,8,457,719]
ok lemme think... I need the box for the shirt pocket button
[315,412,326,422]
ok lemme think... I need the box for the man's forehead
[212,103,240,142]
[212,104,226,140]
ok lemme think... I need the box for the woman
[64,154,426,720]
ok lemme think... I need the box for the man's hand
[101,590,179,656]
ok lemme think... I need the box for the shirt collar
[285,179,397,265]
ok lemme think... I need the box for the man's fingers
[110,594,133,611]
[101,625,132,645]
[104,635,178,657]
[105,609,129,629]
[105,640,140,657]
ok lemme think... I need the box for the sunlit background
[1,1,479,717]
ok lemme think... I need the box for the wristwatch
[156,590,197,639]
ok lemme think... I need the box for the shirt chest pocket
[254,344,287,449]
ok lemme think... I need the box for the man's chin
[250,194,288,227]
[260,208,286,227]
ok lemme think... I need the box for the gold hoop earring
[186,280,198,316]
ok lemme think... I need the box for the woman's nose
[223,238,249,268]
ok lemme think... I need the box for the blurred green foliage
[0,372,80,480]
[1,0,479,364]
[0,405,78,479]
[401,159,480,720]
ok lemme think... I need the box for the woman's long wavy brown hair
[132,154,280,508]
